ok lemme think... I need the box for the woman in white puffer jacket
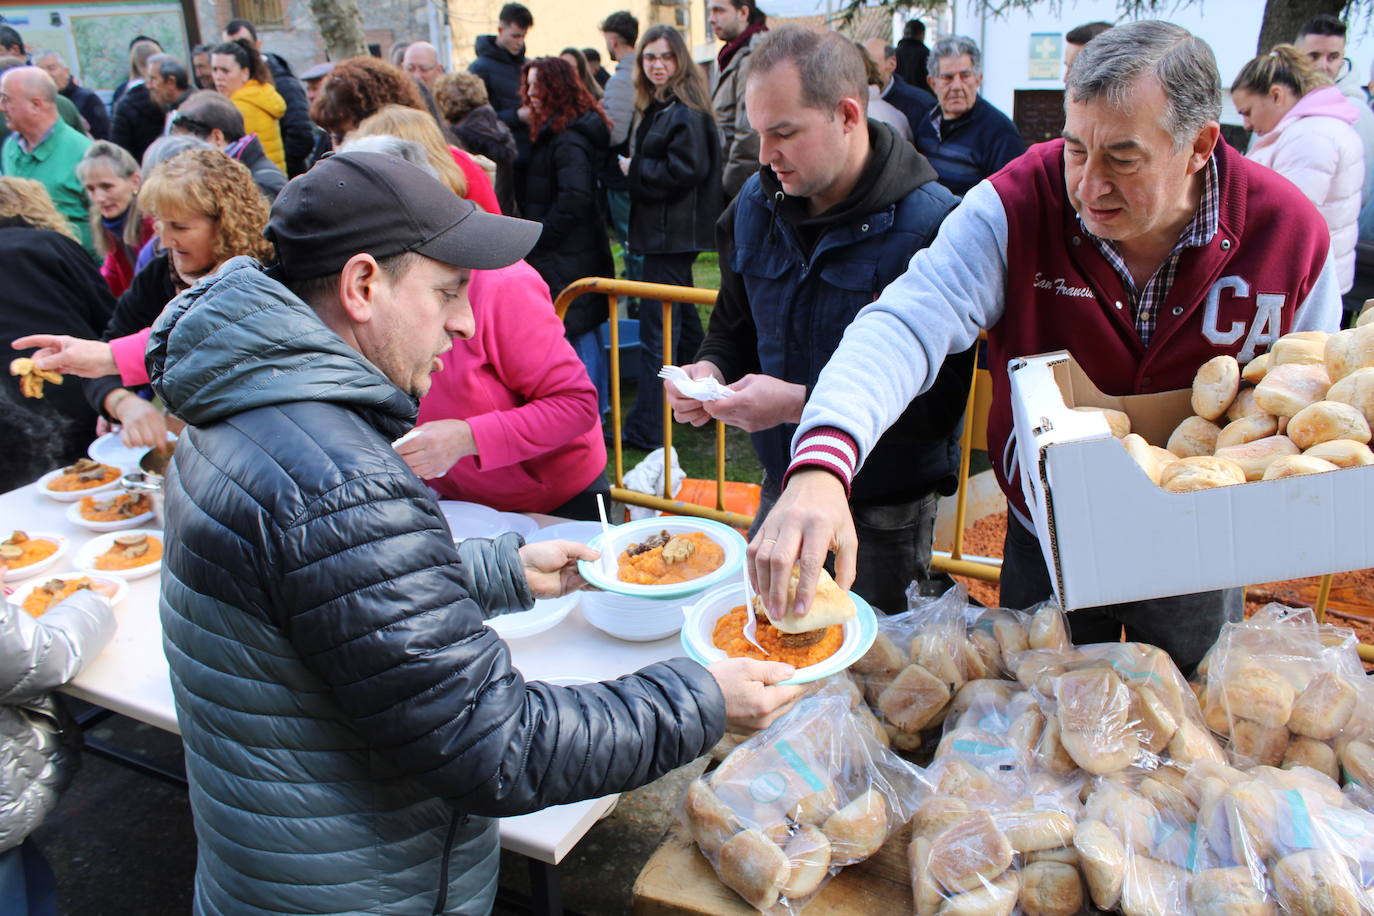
[1234,45,1364,294]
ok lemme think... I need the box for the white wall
[945,0,1374,127]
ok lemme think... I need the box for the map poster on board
[1029,33,1062,80]
[0,3,188,95]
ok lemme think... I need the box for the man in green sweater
[0,66,94,256]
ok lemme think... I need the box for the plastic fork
[595,493,615,577]
[656,365,690,385]
[740,564,768,656]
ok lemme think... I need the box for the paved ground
[41,704,702,916]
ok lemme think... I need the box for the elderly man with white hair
[0,66,95,254]
[33,49,109,139]
[402,40,444,90]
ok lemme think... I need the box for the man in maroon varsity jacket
[747,21,1343,672]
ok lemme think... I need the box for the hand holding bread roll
[765,566,856,634]
[1192,355,1241,420]
[1159,456,1247,492]
[1261,455,1340,480]
[1166,415,1222,457]
[1213,436,1301,481]
[1286,400,1371,450]
[1253,363,1331,417]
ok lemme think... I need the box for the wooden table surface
[632,820,914,915]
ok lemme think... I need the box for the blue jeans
[606,188,643,301]
[569,329,610,418]
[0,840,57,916]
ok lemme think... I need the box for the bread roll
[1271,335,1328,368]
[1149,446,1179,468]
[1028,606,1069,652]
[1134,684,1180,753]
[912,795,973,839]
[1019,860,1083,916]
[1074,405,1132,438]
[910,836,943,916]
[988,612,1029,670]
[1074,818,1125,910]
[1007,706,1047,759]
[1262,455,1340,480]
[853,631,905,677]
[684,779,738,855]
[928,811,1014,894]
[1339,738,1374,789]
[1139,774,1197,823]
[1326,366,1374,428]
[1223,666,1295,727]
[1288,399,1372,450]
[769,566,857,634]
[1216,414,1279,449]
[948,679,1013,721]
[937,759,997,801]
[995,810,1076,853]
[1168,717,1227,765]
[1283,736,1340,784]
[1324,325,1374,382]
[1027,846,1080,867]
[1303,439,1374,468]
[1159,456,1248,492]
[878,663,950,733]
[1271,849,1361,916]
[787,785,840,826]
[780,825,830,899]
[718,828,789,911]
[1241,353,1272,384]
[966,628,1003,678]
[1167,415,1222,457]
[1213,436,1302,481]
[821,788,888,863]
[1190,866,1275,916]
[937,871,1019,916]
[853,702,890,748]
[1035,717,1080,777]
[1253,363,1331,417]
[1359,301,1374,327]
[1057,668,1139,774]
[1230,717,1290,767]
[1121,855,1190,916]
[1289,672,1358,740]
[1227,387,1266,422]
[1192,356,1242,420]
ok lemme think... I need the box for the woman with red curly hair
[518,57,614,410]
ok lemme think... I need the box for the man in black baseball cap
[142,151,803,915]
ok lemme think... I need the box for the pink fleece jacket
[110,326,152,386]
[418,260,606,512]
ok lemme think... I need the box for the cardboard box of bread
[1009,324,1374,611]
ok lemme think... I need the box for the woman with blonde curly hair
[352,104,501,213]
[1,177,115,488]
[14,149,275,448]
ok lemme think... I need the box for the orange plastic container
[667,478,762,534]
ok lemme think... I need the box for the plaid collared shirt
[1080,157,1219,348]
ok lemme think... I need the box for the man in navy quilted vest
[665,26,973,613]
[750,21,1342,674]
[146,151,805,915]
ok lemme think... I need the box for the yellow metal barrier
[552,277,752,528]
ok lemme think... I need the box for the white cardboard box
[1009,351,1374,611]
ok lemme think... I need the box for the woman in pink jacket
[1234,45,1363,294]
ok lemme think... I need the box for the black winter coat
[628,97,723,256]
[469,35,531,165]
[521,110,615,338]
[263,53,314,177]
[110,83,163,163]
[0,227,114,490]
[450,105,517,215]
[60,82,110,140]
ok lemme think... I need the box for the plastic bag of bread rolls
[682,694,928,914]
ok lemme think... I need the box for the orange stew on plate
[79,492,152,522]
[21,577,115,617]
[617,531,724,585]
[46,458,119,492]
[711,605,844,668]
[93,533,162,571]
[0,531,57,570]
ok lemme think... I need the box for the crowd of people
[3,5,1374,914]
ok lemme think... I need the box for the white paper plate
[496,512,539,541]
[36,465,122,502]
[486,592,579,640]
[9,571,129,613]
[576,517,746,600]
[87,430,177,471]
[64,495,156,532]
[526,521,603,545]
[0,533,68,582]
[75,529,164,580]
[439,500,506,541]
[679,583,879,685]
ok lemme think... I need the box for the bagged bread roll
[1223,665,1294,728]
[1189,866,1273,916]
[1303,438,1374,467]
[1270,334,1328,367]
[684,779,739,855]
[1241,353,1272,384]
[1159,456,1247,492]
[1288,399,1372,450]
[1253,363,1331,417]
[987,611,1029,671]
[1230,717,1290,767]
[853,631,905,677]
[1056,668,1138,774]
[821,788,888,863]
[913,795,974,839]
[1192,355,1242,420]
[786,785,839,826]
[1324,325,1374,382]
[1168,717,1228,765]
[878,663,950,733]
[1027,605,1069,652]
[1074,405,1131,438]
[1120,855,1190,916]
[1075,818,1125,911]
[1216,414,1279,449]
[718,828,789,911]
[779,825,831,899]
[1339,738,1374,789]
[1227,387,1266,422]
[1289,672,1358,740]
[1282,736,1340,783]
[1019,860,1083,916]
[1213,436,1301,481]
[1134,684,1180,753]
[938,871,1019,916]
[910,836,943,916]
[995,809,1076,853]
[1271,849,1362,916]
[928,811,1014,894]
[1261,455,1340,480]
[1166,415,1222,457]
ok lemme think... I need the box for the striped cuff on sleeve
[784,426,857,496]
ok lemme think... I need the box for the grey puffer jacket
[0,589,115,852]
[147,259,726,915]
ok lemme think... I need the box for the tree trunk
[307,0,367,60]
[1255,0,1346,56]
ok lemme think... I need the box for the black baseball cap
[264,151,541,281]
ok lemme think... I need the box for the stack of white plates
[580,590,685,642]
